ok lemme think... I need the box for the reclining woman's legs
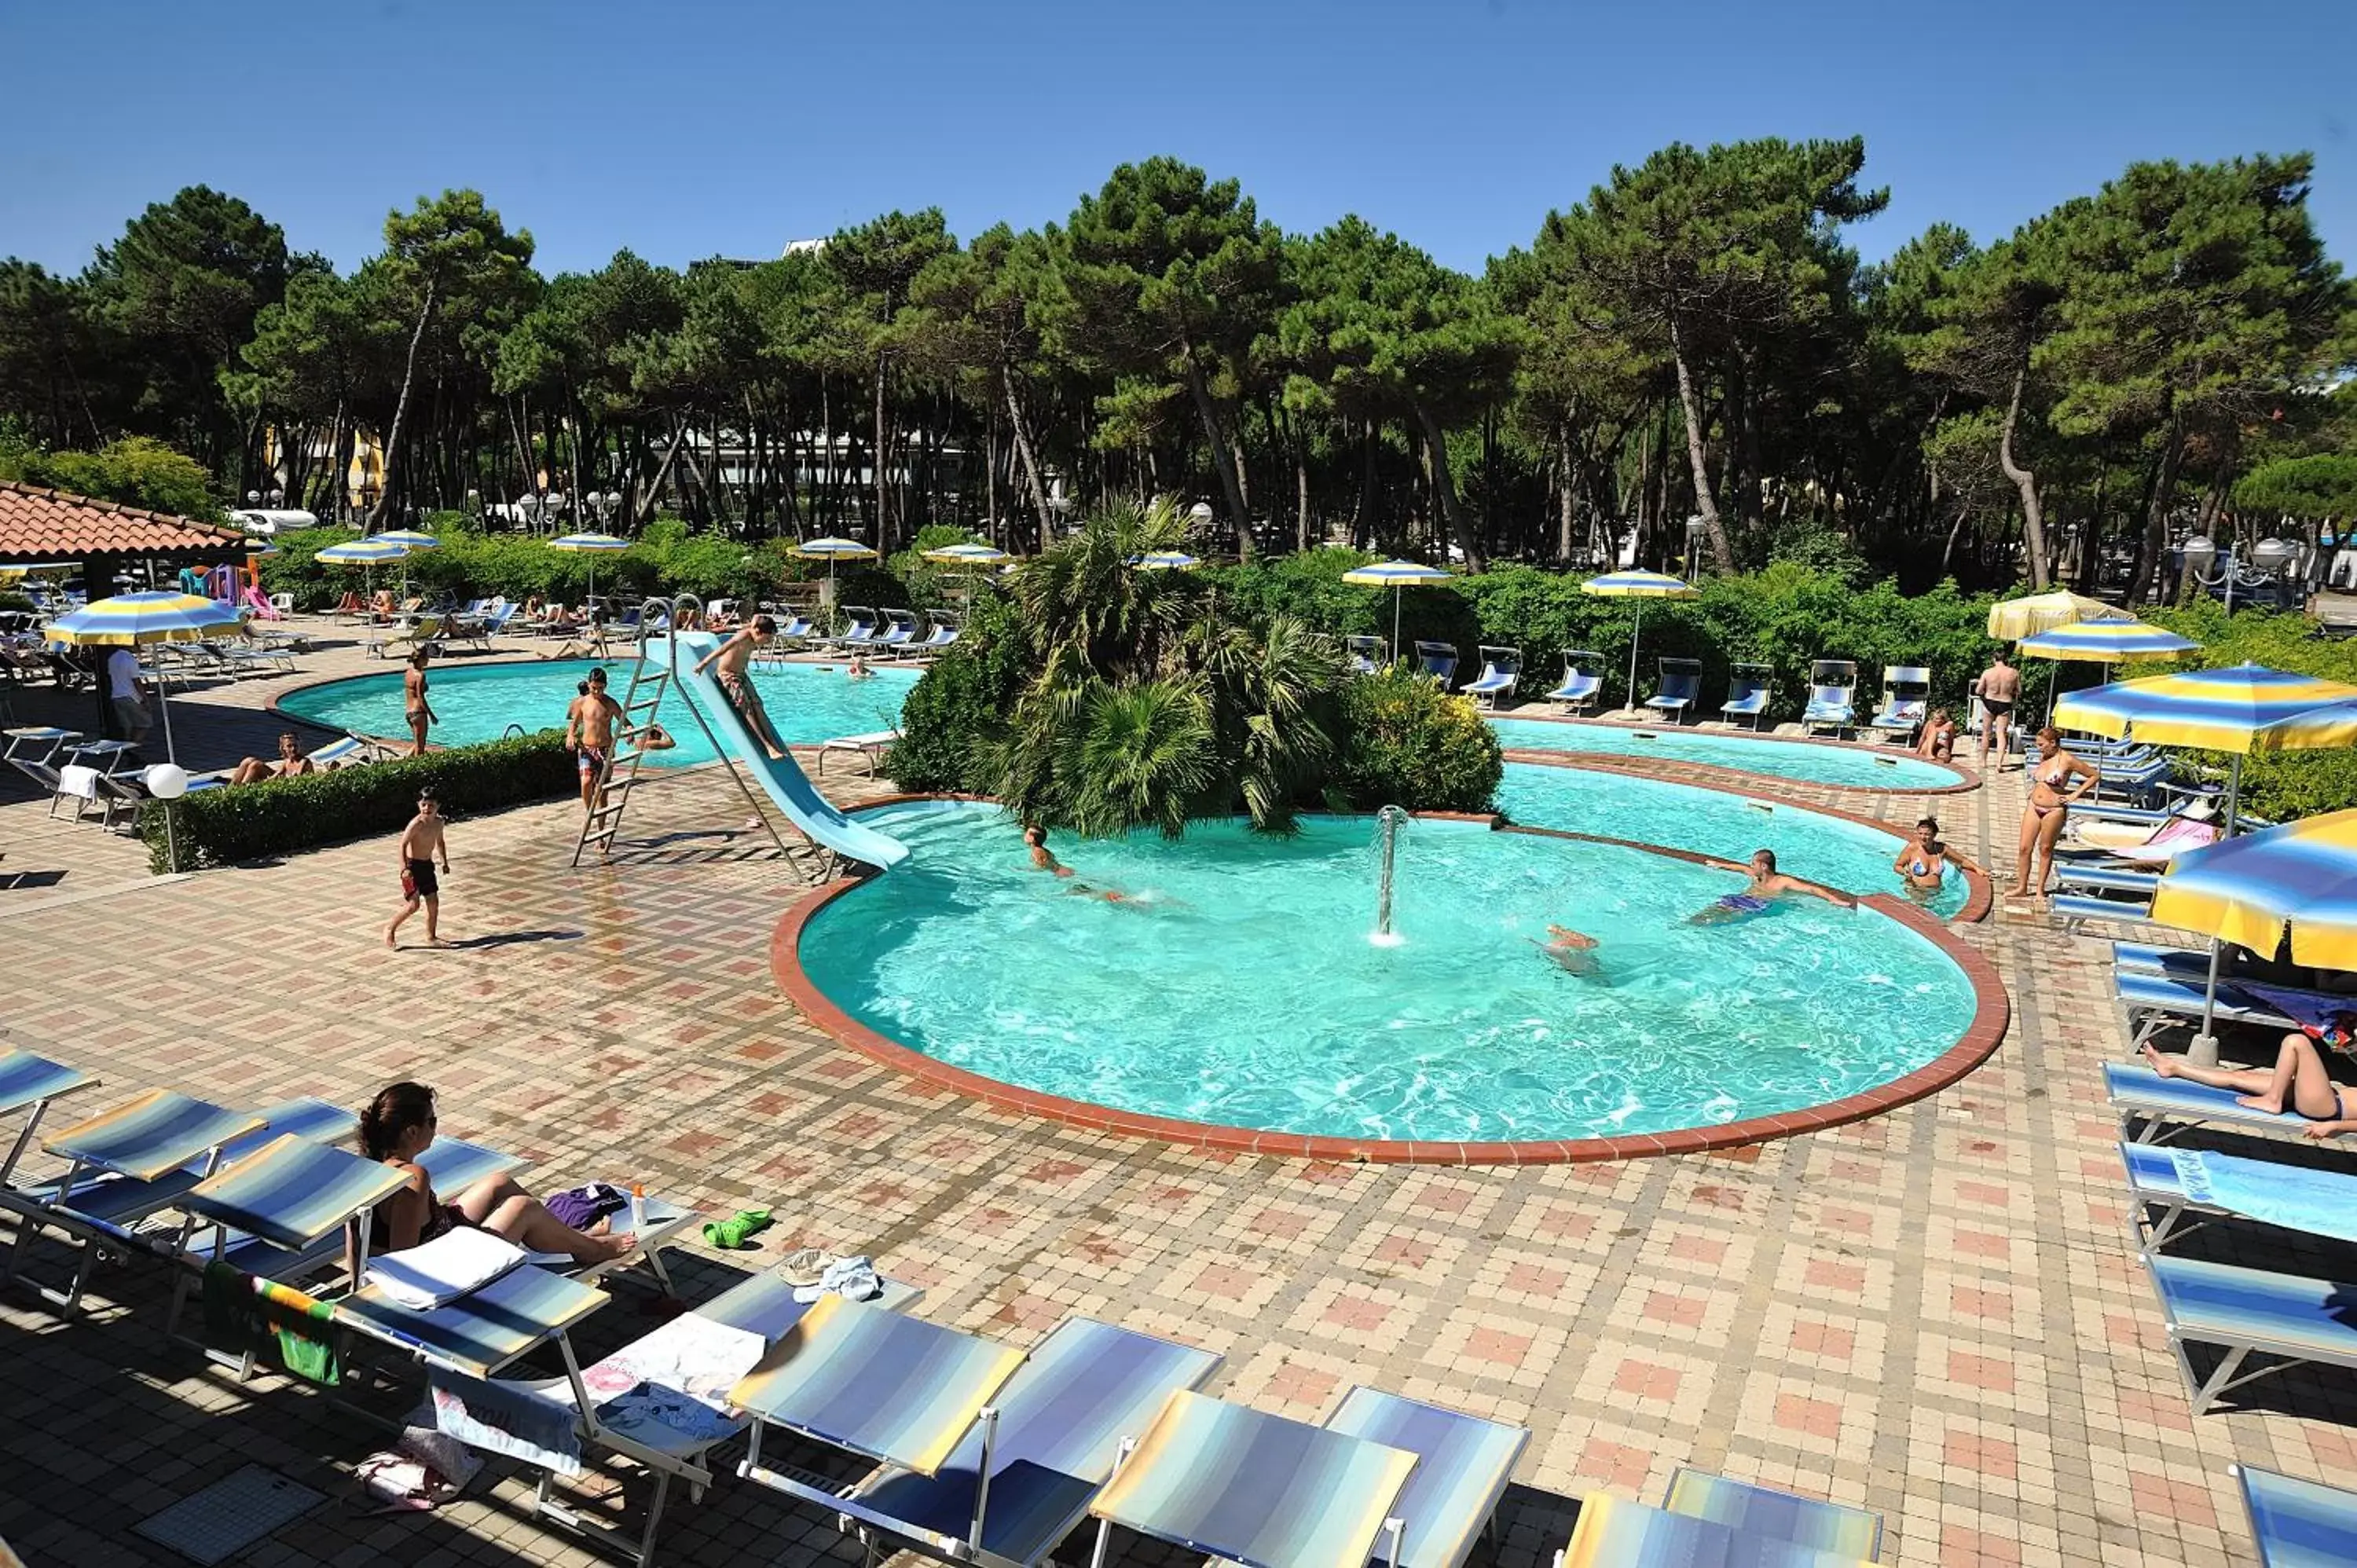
[2142,1035,2344,1118]
[449,1172,634,1265]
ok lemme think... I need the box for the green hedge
[1329,667,1505,814]
[141,731,577,873]
[255,518,910,616]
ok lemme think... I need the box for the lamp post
[144,762,188,870]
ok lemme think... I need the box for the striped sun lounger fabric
[42,1090,265,1182]
[730,1293,1026,1476]
[184,1134,408,1252]
[2146,1255,2357,1414]
[1661,1470,1882,1559]
[1558,1493,1874,1566]
[0,1049,88,1117]
[1087,1389,1417,1568]
[339,1263,609,1379]
[852,1317,1220,1563]
[1325,1387,1530,1568]
[2103,1061,2316,1141]
[2237,1464,2357,1568]
[2121,1141,2357,1250]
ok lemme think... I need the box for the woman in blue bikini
[1687,849,1857,925]
[2015,727,2099,902]
[2141,1034,2357,1139]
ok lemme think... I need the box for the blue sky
[4,0,2351,278]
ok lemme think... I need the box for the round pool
[792,801,1987,1146]
[1497,762,1971,918]
[277,657,916,765]
[1487,716,1967,791]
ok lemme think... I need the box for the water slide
[662,632,911,870]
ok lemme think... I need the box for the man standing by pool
[1971,652,2020,770]
[564,667,625,814]
[693,615,788,760]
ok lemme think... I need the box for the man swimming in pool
[1533,923,1600,975]
[1025,822,1134,903]
[1687,849,1858,924]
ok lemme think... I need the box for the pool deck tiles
[0,619,2344,1566]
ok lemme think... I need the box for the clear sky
[4,0,2352,279]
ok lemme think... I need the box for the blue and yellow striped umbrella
[1343,558,1450,656]
[2055,664,2357,753]
[1582,570,1699,714]
[549,532,630,609]
[1135,550,1203,571]
[374,529,440,552]
[2153,808,2357,971]
[45,590,243,646]
[2017,619,2199,663]
[314,539,409,566]
[1988,589,2124,641]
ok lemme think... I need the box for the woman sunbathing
[360,1082,635,1262]
[2141,1037,2357,1139]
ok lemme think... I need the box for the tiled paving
[1,627,2351,1566]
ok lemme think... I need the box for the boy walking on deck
[385,789,453,948]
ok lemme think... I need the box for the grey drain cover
[134,1464,324,1566]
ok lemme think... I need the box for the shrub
[1330,668,1503,814]
[885,589,1029,793]
[141,731,577,873]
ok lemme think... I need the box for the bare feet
[2234,1092,2287,1113]
[2141,1043,2179,1078]
[588,1232,636,1264]
[383,929,398,948]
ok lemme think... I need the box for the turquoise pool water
[798,802,1979,1142]
[1488,716,1962,790]
[278,658,915,765]
[1497,761,1969,917]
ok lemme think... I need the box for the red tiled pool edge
[770,804,2013,1167]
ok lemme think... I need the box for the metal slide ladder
[570,595,812,873]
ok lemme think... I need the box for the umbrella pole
[1626,605,1644,716]
[1391,587,1402,665]
[2188,754,2242,1068]
[149,644,176,764]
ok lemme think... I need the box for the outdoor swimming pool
[1487,716,1964,790]
[1497,761,1971,917]
[277,658,916,765]
[796,801,1982,1144]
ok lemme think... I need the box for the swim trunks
[1981,698,2014,717]
[1717,894,1770,914]
[577,746,607,776]
[403,858,438,899]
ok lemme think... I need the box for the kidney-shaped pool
[790,801,1996,1151]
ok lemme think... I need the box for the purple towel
[544,1182,629,1232]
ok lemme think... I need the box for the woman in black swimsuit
[360,1082,635,1262]
[2141,1038,2357,1138]
[2014,727,2099,900]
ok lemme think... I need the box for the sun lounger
[2104,1061,2322,1144]
[2,727,82,799]
[1085,1389,1418,1568]
[1661,1469,1882,1560]
[820,608,880,649]
[868,609,921,655]
[1721,664,1772,730]
[2119,1139,2357,1257]
[2055,892,2154,932]
[2055,863,2160,898]
[1643,658,1702,722]
[2146,1253,2357,1416]
[1325,1388,1530,1568]
[830,1317,1221,1568]
[1869,665,1930,738]
[339,1260,610,1380]
[0,1088,266,1312]
[1415,640,1460,691]
[819,730,900,778]
[1551,1492,1876,1568]
[1545,650,1604,714]
[907,621,959,658]
[2117,970,2293,1050]
[1346,636,1389,676]
[2234,1464,2357,1568]
[1802,661,1858,737]
[0,1047,93,1187]
[1461,647,1520,709]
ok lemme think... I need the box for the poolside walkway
[1,636,2347,1567]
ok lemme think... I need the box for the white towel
[367,1228,527,1310]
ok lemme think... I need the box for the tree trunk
[871,350,890,547]
[636,424,687,524]
[2127,411,2184,607]
[1557,423,1577,559]
[1296,443,1311,555]
[1177,343,1253,559]
[368,278,438,532]
[1411,399,1484,573]
[1996,364,2051,589]
[1001,366,1054,550]
[1666,313,1733,573]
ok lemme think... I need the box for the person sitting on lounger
[2142,1036,2357,1139]
[693,615,788,760]
[1533,922,1600,975]
[360,1081,635,1263]
[1688,849,1857,924]
[1914,709,1956,763]
[1893,817,1949,896]
[228,731,314,786]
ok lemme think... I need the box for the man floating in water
[1025,822,1132,903]
[1532,923,1601,975]
[1688,848,1857,925]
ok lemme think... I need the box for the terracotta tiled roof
[0,479,248,562]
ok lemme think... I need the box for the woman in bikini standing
[403,647,436,757]
[2014,726,2099,900]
